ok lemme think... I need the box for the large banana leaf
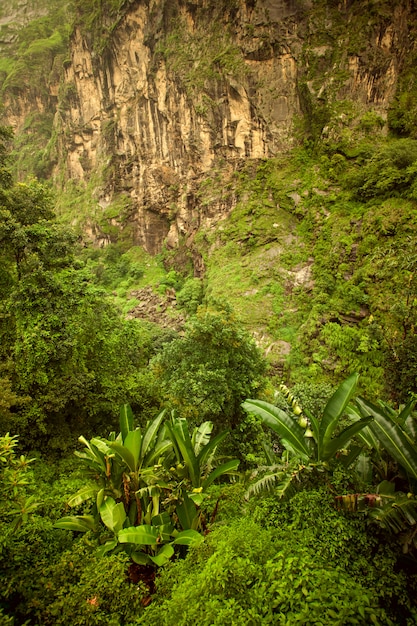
[242,399,310,460]
[109,429,141,473]
[172,529,204,546]
[67,484,98,507]
[322,416,372,461]
[118,524,159,545]
[176,492,199,530]
[192,421,213,456]
[99,497,126,534]
[120,404,134,443]
[197,430,230,468]
[167,419,200,487]
[149,544,174,566]
[54,515,96,532]
[202,458,240,489]
[319,372,359,457]
[356,397,417,480]
[142,410,166,461]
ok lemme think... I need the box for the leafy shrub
[248,487,414,621]
[344,139,417,200]
[0,519,146,625]
[151,301,266,428]
[175,278,204,314]
[138,516,394,625]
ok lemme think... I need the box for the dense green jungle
[1,0,417,624]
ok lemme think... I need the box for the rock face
[2,0,415,256]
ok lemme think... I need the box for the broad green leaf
[99,497,126,533]
[242,399,310,460]
[176,493,199,530]
[124,429,142,472]
[323,416,372,461]
[192,421,213,456]
[142,410,166,459]
[357,397,417,480]
[405,415,417,443]
[77,436,106,472]
[202,459,240,489]
[132,551,152,566]
[109,440,136,473]
[120,404,134,443]
[355,453,373,483]
[118,524,159,545]
[67,484,98,508]
[90,438,113,456]
[96,488,104,511]
[172,529,204,546]
[398,398,417,426]
[158,523,175,542]
[167,419,200,487]
[197,430,229,468]
[144,439,173,467]
[54,515,96,532]
[151,512,171,526]
[149,544,175,566]
[320,373,359,451]
[96,539,118,557]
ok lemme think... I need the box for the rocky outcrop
[2,0,416,258]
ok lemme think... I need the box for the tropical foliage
[54,405,238,567]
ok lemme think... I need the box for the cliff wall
[2,0,416,254]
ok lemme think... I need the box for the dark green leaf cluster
[152,301,267,428]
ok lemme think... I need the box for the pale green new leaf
[192,421,213,456]
[120,404,134,443]
[67,484,98,508]
[96,539,118,557]
[149,544,175,566]
[99,497,126,534]
[172,529,204,546]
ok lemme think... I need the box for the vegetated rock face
[1,0,415,256]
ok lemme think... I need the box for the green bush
[138,515,394,625]
[175,278,204,314]
[344,139,417,200]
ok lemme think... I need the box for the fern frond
[245,471,283,500]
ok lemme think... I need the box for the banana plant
[64,404,172,524]
[350,395,417,484]
[55,407,238,565]
[164,414,240,530]
[242,373,371,464]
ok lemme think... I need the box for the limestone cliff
[2,0,416,256]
